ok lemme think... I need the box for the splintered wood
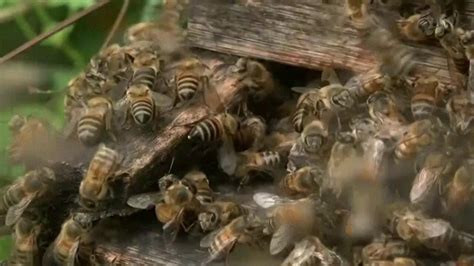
[187,0,472,86]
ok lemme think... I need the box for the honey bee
[282,236,345,266]
[409,151,453,213]
[435,13,468,74]
[48,212,93,265]
[446,92,474,135]
[457,28,474,60]
[64,72,105,118]
[397,11,436,42]
[233,115,267,152]
[386,206,474,256]
[367,91,408,126]
[198,200,248,232]
[362,237,415,263]
[232,58,275,101]
[253,193,336,255]
[74,96,116,146]
[279,166,323,197]
[8,115,56,165]
[344,68,389,100]
[182,170,214,204]
[200,213,265,264]
[168,57,210,106]
[410,75,443,120]
[394,118,444,163]
[0,168,55,227]
[79,145,122,209]
[292,88,320,133]
[118,68,173,127]
[9,212,41,266]
[235,150,284,187]
[442,163,474,216]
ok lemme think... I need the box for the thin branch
[101,0,130,50]
[0,0,111,66]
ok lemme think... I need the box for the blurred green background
[0,0,162,259]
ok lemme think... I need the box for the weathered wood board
[187,0,474,87]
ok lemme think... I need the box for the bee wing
[126,192,163,209]
[200,228,222,248]
[218,138,238,176]
[151,91,174,109]
[290,87,313,94]
[62,109,82,139]
[162,208,184,243]
[410,166,442,206]
[202,76,224,113]
[270,224,294,255]
[321,67,341,85]
[5,195,35,226]
[66,241,79,266]
[253,192,288,209]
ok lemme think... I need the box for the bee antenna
[167,156,175,174]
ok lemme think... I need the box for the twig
[101,0,130,50]
[0,0,111,66]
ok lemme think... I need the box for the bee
[409,151,453,213]
[457,28,474,60]
[182,170,214,204]
[442,163,474,216]
[435,13,468,73]
[232,58,275,101]
[9,212,41,266]
[362,237,415,263]
[279,166,323,197]
[446,92,474,135]
[168,57,210,106]
[79,145,122,209]
[64,73,105,119]
[292,89,320,133]
[49,213,93,265]
[8,115,56,165]
[198,200,248,232]
[253,193,336,255]
[235,150,284,187]
[410,75,443,120]
[368,91,408,126]
[0,168,55,227]
[75,96,116,146]
[282,236,345,266]
[264,131,299,156]
[394,119,444,163]
[344,68,389,100]
[200,213,265,264]
[233,115,267,152]
[397,11,436,42]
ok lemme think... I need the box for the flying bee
[253,193,337,255]
[168,57,210,106]
[394,118,444,163]
[0,168,55,227]
[198,200,248,232]
[397,11,436,42]
[282,236,346,266]
[410,151,453,213]
[442,163,474,216]
[79,145,122,210]
[235,150,284,188]
[233,115,267,152]
[344,68,389,100]
[411,75,443,120]
[48,212,93,265]
[74,96,116,146]
[182,170,214,204]
[7,115,56,165]
[279,166,323,197]
[9,211,41,266]
[200,213,265,264]
[446,92,474,135]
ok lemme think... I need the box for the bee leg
[237,176,250,192]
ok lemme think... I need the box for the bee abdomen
[131,99,155,125]
[132,67,156,89]
[78,116,103,145]
[293,108,309,133]
[188,118,222,142]
[177,75,199,101]
[261,151,282,166]
[411,99,435,120]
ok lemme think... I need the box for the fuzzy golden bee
[47,213,93,265]
[75,96,116,146]
[282,236,345,266]
[344,68,389,100]
[9,212,42,266]
[79,145,122,209]
[200,213,265,264]
[410,75,443,120]
[446,92,474,135]
[198,200,248,232]
[443,163,474,216]
[279,166,323,197]
[0,168,55,227]
[232,58,276,101]
[182,170,214,204]
[233,115,267,152]
[168,57,210,106]
[397,11,436,42]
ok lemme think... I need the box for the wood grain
[187,0,474,87]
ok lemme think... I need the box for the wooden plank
[187,0,473,87]
[469,59,474,102]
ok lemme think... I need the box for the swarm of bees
[3,0,474,265]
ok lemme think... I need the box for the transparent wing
[321,67,341,85]
[410,166,442,205]
[218,138,238,176]
[200,228,221,248]
[5,195,34,227]
[269,224,293,255]
[151,91,174,108]
[253,192,286,209]
[202,76,224,113]
[291,86,313,94]
[162,208,184,243]
[126,192,163,209]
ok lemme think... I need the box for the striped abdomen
[259,151,282,167]
[0,186,23,214]
[10,245,38,266]
[77,114,104,146]
[89,146,119,176]
[411,96,436,120]
[188,117,223,142]
[195,188,214,205]
[130,97,155,125]
[176,73,200,102]
[131,67,157,89]
[52,241,76,265]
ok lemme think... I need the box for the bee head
[198,211,218,231]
